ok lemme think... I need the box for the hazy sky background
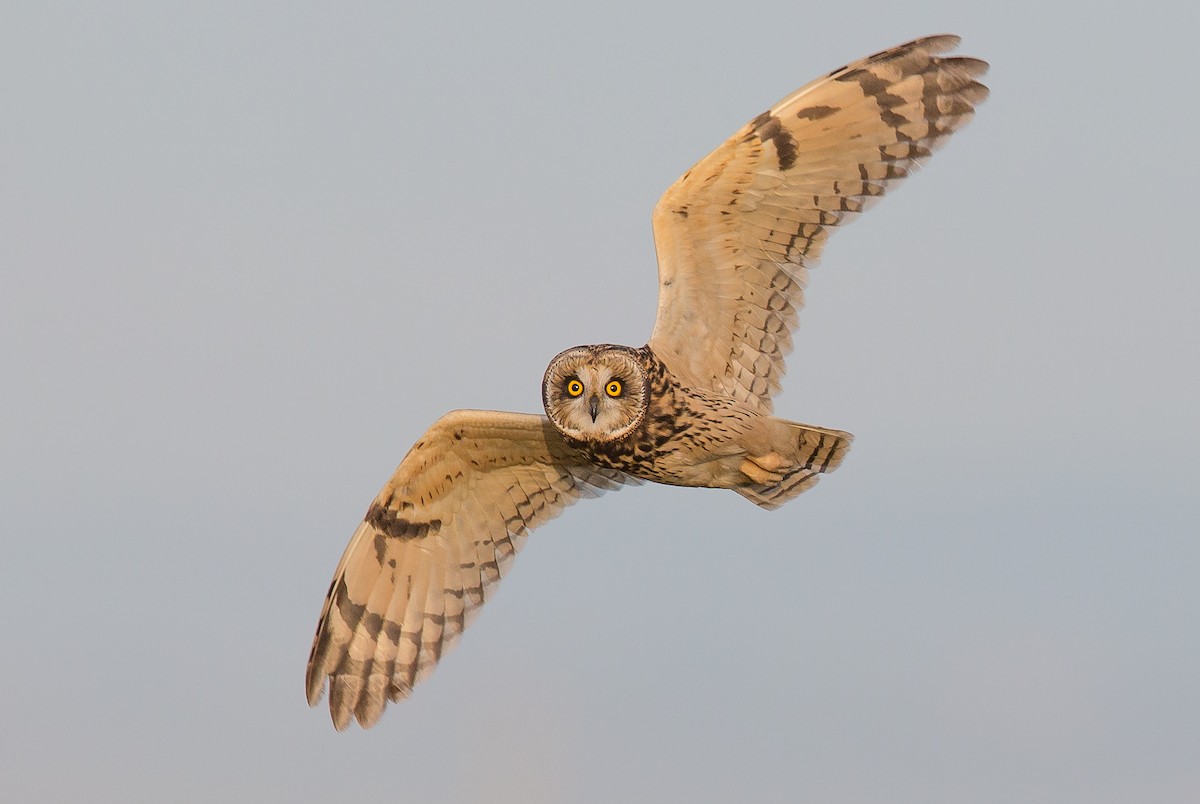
[3,2,1197,802]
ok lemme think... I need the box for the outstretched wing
[648,34,988,412]
[306,409,633,730]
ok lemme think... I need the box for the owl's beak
[588,395,600,422]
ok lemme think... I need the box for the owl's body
[546,344,849,503]
[307,35,989,730]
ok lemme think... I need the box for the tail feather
[792,422,853,474]
[735,466,823,510]
[735,422,853,510]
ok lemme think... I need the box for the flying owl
[307,34,989,729]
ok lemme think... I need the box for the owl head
[542,345,649,443]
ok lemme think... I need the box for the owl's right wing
[305,409,634,730]
[647,34,988,413]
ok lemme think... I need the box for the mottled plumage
[307,34,989,729]
[544,344,849,503]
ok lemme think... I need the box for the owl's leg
[738,455,786,485]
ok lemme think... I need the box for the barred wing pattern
[306,410,632,730]
[648,34,988,412]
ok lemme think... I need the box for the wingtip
[304,662,326,708]
[945,55,991,79]
[332,709,353,732]
[307,667,359,729]
[916,33,963,53]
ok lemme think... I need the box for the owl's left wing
[306,409,633,730]
[647,34,988,412]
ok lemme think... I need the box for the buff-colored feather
[306,411,633,729]
[649,34,988,411]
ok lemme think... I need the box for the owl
[307,34,988,729]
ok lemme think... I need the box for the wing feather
[306,409,635,729]
[648,34,988,411]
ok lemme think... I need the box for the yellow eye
[605,380,623,398]
[566,379,584,397]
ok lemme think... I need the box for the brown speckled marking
[795,104,839,121]
[838,66,911,132]
[365,502,441,541]
[750,111,799,171]
[559,347,766,489]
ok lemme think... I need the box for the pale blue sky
[3,2,1197,802]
